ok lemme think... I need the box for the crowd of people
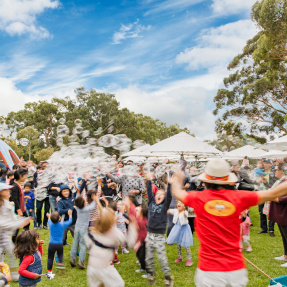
[0,155,287,287]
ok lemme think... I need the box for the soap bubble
[59,118,66,125]
[73,126,83,134]
[68,134,78,143]
[94,127,103,136]
[75,119,82,126]
[56,137,63,147]
[108,126,114,134]
[57,125,69,137]
[113,135,132,151]
[82,130,90,138]
[124,164,139,177]
[19,138,29,147]
[133,140,146,149]
[98,134,119,148]
[86,138,97,145]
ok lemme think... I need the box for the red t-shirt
[183,189,259,272]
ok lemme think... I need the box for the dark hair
[86,190,97,204]
[109,201,117,211]
[142,205,148,218]
[7,171,14,178]
[14,230,39,259]
[12,164,20,170]
[204,183,235,191]
[75,196,85,209]
[36,165,42,171]
[51,211,60,223]
[24,182,32,189]
[14,169,28,181]
[0,167,7,181]
[118,160,124,165]
[277,163,286,172]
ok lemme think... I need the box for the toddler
[115,201,129,254]
[241,209,252,252]
[24,183,36,229]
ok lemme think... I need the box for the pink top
[242,216,251,236]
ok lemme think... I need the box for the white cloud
[211,0,257,15]
[176,20,258,70]
[0,0,60,38]
[112,19,151,44]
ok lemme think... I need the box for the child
[24,183,37,229]
[84,207,125,287]
[5,171,14,185]
[167,201,193,267]
[70,193,98,269]
[57,185,77,246]
[115,201,129,254]
[0,262,11,287]
[0,183,30,282]
[254,161,266,178]
[14,230,43,287]
[145,176,173,286]
[241,209,252,252]
[135,205,148,278]
[46,210,73,271]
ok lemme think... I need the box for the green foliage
[214,0,287,137]
[34,147,55,162]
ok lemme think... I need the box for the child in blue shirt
[46,210,73,272]
[24,182,37,228]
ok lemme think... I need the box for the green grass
[10,206,286,286]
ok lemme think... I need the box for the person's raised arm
[106,173,122,184]
[169,170,187,202]
[257,181,287,205]
[145,173,155,202]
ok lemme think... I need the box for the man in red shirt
[170,158,287,287]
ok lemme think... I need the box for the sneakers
[70,258,76,267]
[164,276,174,287]
[257,230,267,234]
[78,261,86,269]
[37,224,43,230]
[275,255,287,261]
[122,248,129,254]
[246,246,252,252]
[186,259,193,267]
[56,263,65,269]
[142,273,149,279]
[136,260,140,265]
[113,259,120,264]
[136,268,145,273]
[269,232,275,237]
[148,273,156,286]
[281,263,287,267]
[174,257,182,263]
[43,225,49,230]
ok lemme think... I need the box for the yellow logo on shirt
[204,200,236,217]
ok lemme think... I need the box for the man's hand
[145,172,155,181]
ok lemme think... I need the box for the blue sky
[0,0,258,138]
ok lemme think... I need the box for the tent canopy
[224,145,265,159]
[262,135,287,151]
[143,132,221,156]
[122,144,151,157]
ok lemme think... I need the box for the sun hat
[0,182,13,191]
[198,158,238,185]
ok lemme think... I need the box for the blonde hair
[177,200,188,210]
[91,207,115,234]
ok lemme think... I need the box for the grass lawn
[10,206,287,286]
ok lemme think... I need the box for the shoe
[136,268,145,273]
[275,255,287,261]
[37,226,42,230]
[174,257,182,263]
[257,230,267,234]
[122,248,129,254]
[142,273,149,279]
[78,261,86,269]
[164,276,174,287]
[113,259,120,264]
[269,232,275,237]
[281,263,287,267]
[43,225,49,230]
[70,258,76,267]
[246,246,252,252]
[63,242,70,246]
[186,259,193,267]
[136,260,140,265]
[148,273,156,286]
[56,263,65,269]
[11,272,19,282]
[55,254,60,263]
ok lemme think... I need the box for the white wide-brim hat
[198,158,238,185]
[0,183,13,192]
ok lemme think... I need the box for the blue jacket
[57,196,77,225]
[24,191,35,210]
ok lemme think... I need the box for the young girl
[167,201,193,267]
[14,230,43,287]
[84,207,126,287]
[241,209,252,252]
[115,201,129,254]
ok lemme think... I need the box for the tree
[213,0,287,137]
[17,126,39,161]
[34,147,54,162]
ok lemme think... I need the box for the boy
[57,185,77,246]
[46,210,73,271]
[24,183,36,229]
[0,262,11,287]
[145,175,173,286]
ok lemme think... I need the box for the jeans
[47,243,63,270]
[258,204,275,232]
[70,227,87,263]
[49,195,57,213]
[27,209,37,228]
[36,197,50,227]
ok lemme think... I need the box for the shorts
[195,268,248,287]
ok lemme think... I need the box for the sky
[0,0,258,139]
